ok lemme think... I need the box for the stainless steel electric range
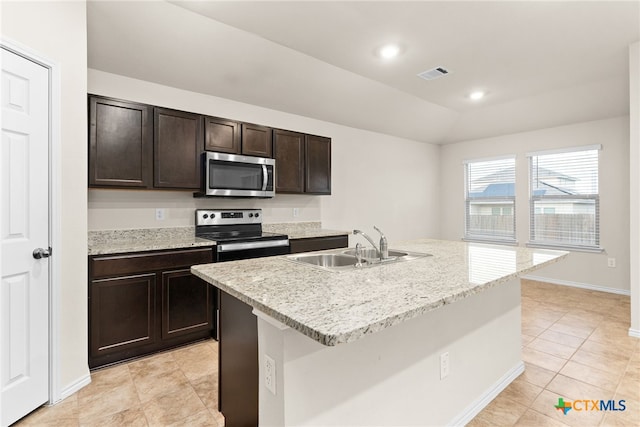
[195,209,289,262]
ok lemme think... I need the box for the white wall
[88,70,441,244]
[440,117,630,292]
[630,41,639,336]
[2,1,89,394]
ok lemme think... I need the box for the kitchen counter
[192,239,568,426]
[87,223,348,255]
[88,227,215,255]
[191,239,567,346]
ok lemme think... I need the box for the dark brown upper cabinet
[89,96,153,188]
[154,108,203,190]
[273,130,331,195]
[273,129,305,193]
[204,116,240,154]
[305,135,331,194]
[88,95,331,194]
[241,123,272,157]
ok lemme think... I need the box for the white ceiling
[87,1,639,144]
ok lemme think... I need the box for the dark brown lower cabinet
[89,248,215,369]
[90,273,158,359]
[161,269,212,340]
[219,291,258,427]
[289,234,348,254]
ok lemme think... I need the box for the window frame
[463,156,517,245]
[526,145,602,252]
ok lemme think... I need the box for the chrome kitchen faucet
[353,226,388,260]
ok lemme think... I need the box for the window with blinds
[528,145,601,251]
[464,157,516,243]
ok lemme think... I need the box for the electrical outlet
[607,258,616,268]
[264,354,276,395]
[440,352,450,380]
[293,208,299,218]
[155,208,165,221]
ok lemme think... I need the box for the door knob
[32,248,51,259]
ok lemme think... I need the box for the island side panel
[219,291,258,427]
[257,277,523,426]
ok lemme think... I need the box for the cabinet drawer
[90,248,213,278]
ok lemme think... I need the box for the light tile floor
[14,280,640,426]
[469,279,640,427]
[15,340,224,426]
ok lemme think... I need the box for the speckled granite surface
[88,227,215,255]
[88,223,348,255]
[191,239,568,346]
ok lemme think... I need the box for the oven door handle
[217,239,289,253]
[261,165,268,191]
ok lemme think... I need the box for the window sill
[463,237,518,246]
[525,242,604,253]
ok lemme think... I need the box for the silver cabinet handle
[32,247,51,259]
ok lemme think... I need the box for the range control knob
[249,213,254,218]
[210,213,215,219]
[203,214,209,219]
[255,212,260,218]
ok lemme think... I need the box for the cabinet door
[89,96,152,188]
[305,135,331,194]
[161,269,212,340]
[273,129,305,193]
[205,116,240,153]
[241,123,272,157]
[89,273,157,360]
[154,108,203,189]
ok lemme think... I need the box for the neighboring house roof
[469,183,514,198]
[469,166,578,198]
[469,181,576,198]
[533,181,577,196]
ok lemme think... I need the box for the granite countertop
[191,239,568,346]
[88,227,216,256]
[88,223,349,256]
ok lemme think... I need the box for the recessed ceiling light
[469,91,485,101]
[378,44,400,59]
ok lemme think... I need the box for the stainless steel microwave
[203,152,275,198]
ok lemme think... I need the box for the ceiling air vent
[417,67,451,81]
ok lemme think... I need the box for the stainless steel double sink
[286,247,431,271]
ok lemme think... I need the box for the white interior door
[0,47,50,427]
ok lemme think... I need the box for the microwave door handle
[262,164,268,191]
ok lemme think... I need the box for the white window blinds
[528,146,601,251]
[464,157,516,243]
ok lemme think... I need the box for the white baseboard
[49,372,91,405]
[448,362,525,426]
[629,328,640,339]
[521,275,631,296]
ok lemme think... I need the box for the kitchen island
[192,239,567,426]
